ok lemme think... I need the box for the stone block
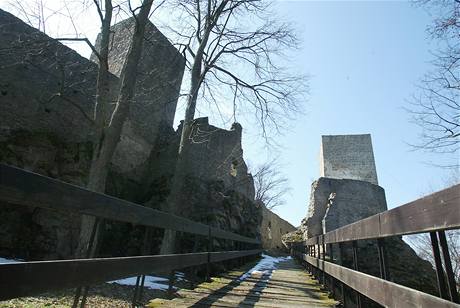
[320,134,378,185]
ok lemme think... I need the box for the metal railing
[288,183,460,308]
[0,164,261,306]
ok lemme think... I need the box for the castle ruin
[0,8,291,259]
[320,134,378,185]
[287,134,438,298]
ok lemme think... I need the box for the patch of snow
[0,257,24,264]
[238,253,291,281]
[109,272,188,291]
[109,275,174,291]
[175,272,188,282]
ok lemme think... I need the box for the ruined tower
[297,133,437,295]
[319,134,378,185]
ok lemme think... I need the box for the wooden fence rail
[288,183,460,308]
[0,164,262,304]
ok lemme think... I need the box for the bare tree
[405,171,460,289]
[251,158,290,210]
[407,230,460,289]
[408,0,460,167]
[76,0,155,257]
[158,0,306,254]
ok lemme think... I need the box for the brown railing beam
[302,254,459,308]
[0,164,259,245]
[0,249,262,301]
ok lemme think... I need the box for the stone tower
[319,134,378,185]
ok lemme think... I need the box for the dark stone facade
[304,177,387,238]
[0,9,186,259]
[0,9,263,261]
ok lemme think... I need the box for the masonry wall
[260,205,296,250]
[91,18,185,178]
[320,134,378,185]
[0,9,185,181]
[0,9,185,259]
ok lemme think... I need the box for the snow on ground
[238,253,291,281]
[109,272,187,291]
[0,257,23,264]
[109,276,171,291]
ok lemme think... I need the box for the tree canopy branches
[409,0,460,166]
[159,0,307,142]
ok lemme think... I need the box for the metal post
[328,243,335,296]
[430,232,449,300]
[317,243,321,283]
[206,226,212,282]
[352,241,362,308]
[131,227,153,306]
[322,241,326,286]
[338,242,346,307]
[168,270,176,297]
[72,217,101,308]
[138,275,146,304]
[131,276,141,307]
[438,231,459,303]
[377,238,389,280]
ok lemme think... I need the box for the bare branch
[55,37,101,60]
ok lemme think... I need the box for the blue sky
[242,1,459,226]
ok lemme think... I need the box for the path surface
[152,255,337,308]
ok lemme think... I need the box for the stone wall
[181,118,255,200]
[0,9,185,259]
[91,18,185,179]
[294,177,438,298]
[0,9,184,180]
[320,134,379,185]
[0,8,262,263]
[142,117,260,241]
[260,204,296,250]
[304,177,387,238]
[283,134,438,299]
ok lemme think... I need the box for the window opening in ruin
[268,221,272,240]
[230,159,238,177]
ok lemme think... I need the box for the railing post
[131,276,141,307]
[132,227,153,306]
[206,226,212,282]
[72,217,102,308]
[338,242,346,307]
[321,237,326,286]
[316,241,321,282]
[352,241,362,308]
[438,230,459,303]
[328,243,335,297]
[430,232,450,300]
[377,238,389,280]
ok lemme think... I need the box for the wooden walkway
[152,256,337,308]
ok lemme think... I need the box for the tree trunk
[76,0,154,258]
[159,1,230,255]
[160,29,209,255]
